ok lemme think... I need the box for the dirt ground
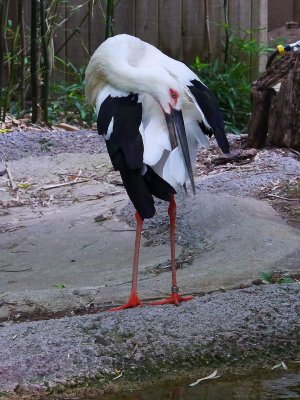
[1,128,299,227]
[0,128,299,397]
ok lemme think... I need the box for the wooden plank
[268,0,294,30]
[22,0,31,37]
[252,0,268,74]
[158,0,182,60]
[293,0,300,25]
[228,0,240,30]
[89,0,106,54]
[53,1,67,81]
[208,0,224,60]
[238,0,252,32]
[114,0,136,36]
[7,0,18,27]
[182,0,205,64]
[64,0,91,72]
[135,0,159,47]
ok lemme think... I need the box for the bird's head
[146,70,195,194]
[149,72,183,114]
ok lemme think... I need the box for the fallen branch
[74,194,106,202]
[54,123,80,131]
[0,200,28,208]
[212,149,257,165]
[266,194,299,201]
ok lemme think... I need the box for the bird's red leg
[149,195,193,306]
[108,212,144,311]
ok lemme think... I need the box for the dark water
[100,366,300,400]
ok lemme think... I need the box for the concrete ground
[0,151,299,318]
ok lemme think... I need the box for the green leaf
[278,277,295,284]
[52,283,66,289]
[260,272,272,283]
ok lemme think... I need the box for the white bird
[85,34,230,311]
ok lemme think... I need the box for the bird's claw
[107,292,143,311]
[148,291,193,306]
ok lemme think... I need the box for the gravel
[0,129,105,161]
[0,284,299,395]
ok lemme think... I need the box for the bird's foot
[108,292,143,311]
[148,287,193,306]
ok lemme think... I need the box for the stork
[85,34,230,311]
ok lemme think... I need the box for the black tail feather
[143,166,176,202]
[113,151,155,219]
[189,79,230,154]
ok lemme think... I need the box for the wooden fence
[6,0,268,74]
[268,0,300,31]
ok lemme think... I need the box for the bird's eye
[169,89,178,99]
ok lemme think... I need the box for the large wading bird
[85,34,230,311]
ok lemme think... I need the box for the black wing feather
[188,79,230,154]
[97,93,175,219]
[97,94,143,169]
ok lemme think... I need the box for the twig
[0,267,32,273]
[266,194,299,201]
[5,163,20,201]
[112,371,123,381]
[42,178,90,190]
[5,163,16,189]
[107,190,122,196]
[74,170,82,182]
[288,148,300,158]
[101,225,135,232]
[97,143,107,153]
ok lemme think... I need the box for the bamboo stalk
[2,23,20,121]
[223,0,229,65]
[204,0,212,62]
[0,0,7,121]
[40,0,49,124]
[31,0,38,123]
[18,0,26,111]
[105,0,115,39]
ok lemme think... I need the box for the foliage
[49,60,96,126]
[0,0,101,126]
[261,271,296,284]
[192,28,272,133]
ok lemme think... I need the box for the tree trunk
[248,52,300,149]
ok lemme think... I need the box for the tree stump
[248,52,300,149]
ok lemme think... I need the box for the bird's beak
[164,108,195,194]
